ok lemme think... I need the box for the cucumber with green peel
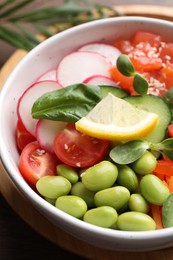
[124,94,171,143]
[100,85,129,99]
[162,193,173,228]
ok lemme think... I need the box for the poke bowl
[1,16,173,252]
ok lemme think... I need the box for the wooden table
[1,5,173,260]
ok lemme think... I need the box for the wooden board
[1,5,173,259]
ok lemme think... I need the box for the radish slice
[17,80,61,137]
[57,51,112,87]
[37,69,57,81]
[36,119,67,153]
[78,43,121,65]
[83,75,119,86]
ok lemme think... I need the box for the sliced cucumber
[100,85,129,99]
[162,193,173,228]
[124,94,171,143]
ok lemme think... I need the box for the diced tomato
[168,124,173,138]
[128,42,162,72]
[16,119,36,151]
[158,62,173,90]
[19,141,59,186]
[53,123,109,168]
[131,31,162,48]
[110,67,136,95]
[112,39,133,54]
[159,43,173,64]
[130,54,162,72]
[141,71,167,96]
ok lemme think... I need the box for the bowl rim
[1,16,173,251]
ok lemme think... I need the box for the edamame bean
[94,186,130,211]
[128,193,149,213]
[83,206,118,228]
[81,160,118,191]
[45,197,56,205]
[55,195,87,218]
[140,174,170,205]
[71,182,96,208]
[117,212,156,231]
[131,151,157,175]
[116,165,138,191]
[56,164,79,184]
[36,176,71,199]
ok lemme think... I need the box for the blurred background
[1,0,173,67]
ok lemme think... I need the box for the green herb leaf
[109,140,150,165]
[151,138,173,160]
[133,73,149,95]
[32,83,102,122]
[116,54,135,77]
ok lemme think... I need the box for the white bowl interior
[1,16,173,252]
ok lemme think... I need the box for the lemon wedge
[75,93,158,141]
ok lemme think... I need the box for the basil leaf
[32,83,102,122]
[109,140,150,164]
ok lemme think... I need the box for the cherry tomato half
[16,119,36,151]
[53,123,109,168]
[19,141,59,186]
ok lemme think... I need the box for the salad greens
[110,139,173,164]
[32,83,102,122]
[31,52,173,165]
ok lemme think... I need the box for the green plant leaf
[109,140,150,164]
[116,54,135,77]
[0,0,35,18]
[31,83,102,122]
[0,0,120,51]
[151,138,173,160]
[133,73,149,95]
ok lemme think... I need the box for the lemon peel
[75,93,158,141]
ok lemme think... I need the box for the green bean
[71,181,96,208]
[45,197,56,205]
[55,195,87,219]
[81,160,118,191]
[117,211,156,231]
[131,151,157,175]
[128,193,149,213]
[83,206,118,228]
[94,186,130,211]
[140,174,170,205]
[36,176,71,199]
[116,165,138,191]
[56,164,79,184]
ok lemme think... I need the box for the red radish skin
[17,80,61,137]
[78,43,121,65]
[83,75,119,86]
[36,119,67,153]
[56,51,112,87]
[37,69,57,82]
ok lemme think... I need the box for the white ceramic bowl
[1,16,173,252]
